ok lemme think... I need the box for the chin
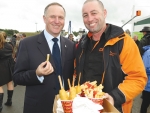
[53,30,61,33]
[89,28,96,32]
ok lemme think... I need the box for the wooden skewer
[68,79,71,89]
[58,75,63,89]
[78,72,81,86]
[72,76,75,87]
[46,54,50,61]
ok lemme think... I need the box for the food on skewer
[58,76,69,100]
[56,76,106,113]
[76,73,82,94]
[76,85,82,94]
[59,89,69,100]
[72,75,75,87]
[68,79,76,100]
[58,73,105,100]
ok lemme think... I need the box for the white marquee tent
[133,15,150,32]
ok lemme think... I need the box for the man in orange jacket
[75,0,147,112]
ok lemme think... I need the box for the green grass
[20,32,40,37]
[132,32,143,40]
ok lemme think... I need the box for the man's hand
[104,93,114,105]
[36,61,54,76]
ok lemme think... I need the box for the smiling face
[43,4,65,37]
[82,1,107,34]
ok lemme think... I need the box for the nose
[54,17,59,23]
[87,14,94,22]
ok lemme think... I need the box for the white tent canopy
[73,35,81,41]
[133,15,150,32]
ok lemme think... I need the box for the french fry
[46,54,50,61]
[90,81,97,85]
[79,81,105,98]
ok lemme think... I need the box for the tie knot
[52,38,58,43]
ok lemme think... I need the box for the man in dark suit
[13,2,75,113]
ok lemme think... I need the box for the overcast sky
[0,0,150,32]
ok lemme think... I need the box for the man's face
[43,5,65,37]
[82,1,107,33]
[142,32,147,35]
[69,34,73,40]
[133,36,138,41]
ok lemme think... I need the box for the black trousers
[140,90,150,113]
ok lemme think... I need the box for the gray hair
[44,2,66,16]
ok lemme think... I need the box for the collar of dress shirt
[44,29,61,43]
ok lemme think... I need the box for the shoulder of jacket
[145,34,150,38]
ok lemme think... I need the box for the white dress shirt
[37,29,61,83]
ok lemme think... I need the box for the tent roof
[134,15,150,26]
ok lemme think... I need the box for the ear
[43,15,46,23]
[103,9,107,18]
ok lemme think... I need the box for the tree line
[0,29,19,37]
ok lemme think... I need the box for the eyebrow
[83,10,98,15]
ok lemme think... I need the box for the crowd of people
[0,32,26,112]
[0,0,150,113]
[133,26,150,113]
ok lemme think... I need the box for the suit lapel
[37,32,56,68]
[60,36,67,70]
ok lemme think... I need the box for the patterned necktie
[52,38,62,93]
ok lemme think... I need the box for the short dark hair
[44,2,66,16]
[22,33,26,37]
[69,34,73,37]
[84,0,104,9]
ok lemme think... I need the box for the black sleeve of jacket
[137,34,150,55]
[109,87,126,110]
[13,40,42,86]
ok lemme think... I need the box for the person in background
[125,29,131,36]
[68,34,74,41]
[133,35,140,45]
[75,39,79,44]
[22,33,26,39]
[13,33,22,60]
[134,27,150,113]
[75,0,147,112]
[0,31,16,48]
[1,31,16,84]
[140,45,150,113]
[134,26,150,55]
[133,27,150,113]
[0,32,14,112]
[13,2,75,113]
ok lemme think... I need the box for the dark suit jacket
[13,31,75,113]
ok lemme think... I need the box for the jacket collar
[81,24,125,48]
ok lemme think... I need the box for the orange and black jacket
[75,24,147,113]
